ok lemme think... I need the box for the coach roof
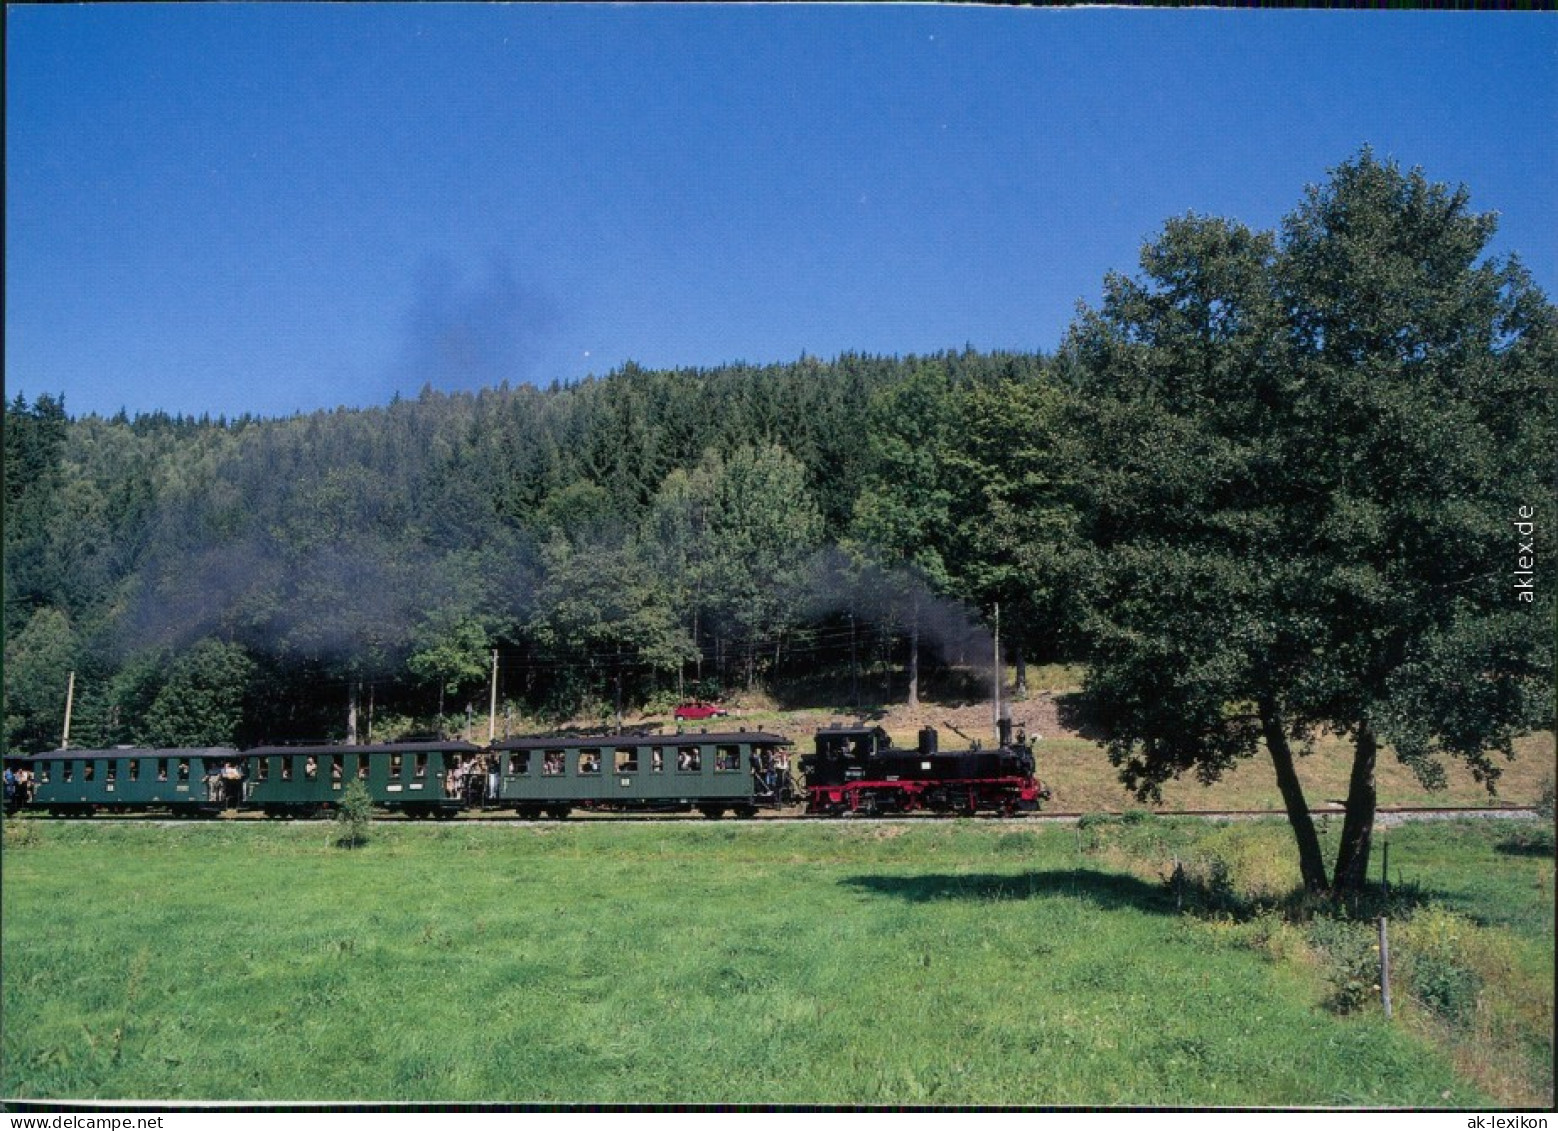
[244,741,484,757]
[489,731,791,751]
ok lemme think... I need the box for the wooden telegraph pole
[992,603,1002,733]
[61,670,76,749]
[488,649,499,744]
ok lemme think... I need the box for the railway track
[19,804,1546,826]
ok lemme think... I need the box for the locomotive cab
[802,725,893,787]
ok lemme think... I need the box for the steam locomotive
[802,717,1048,817]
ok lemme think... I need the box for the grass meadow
[2,815,1551,1106]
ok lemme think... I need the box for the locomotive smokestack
[997,711,1012,750]
[918,727,938,756]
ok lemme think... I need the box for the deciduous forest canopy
[5,154,1553,889]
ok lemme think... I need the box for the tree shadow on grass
[844,869,1462,926]
[840,868,1176,915]
[1494,834,1554,858]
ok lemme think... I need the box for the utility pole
[992,603,1002,733]
[488,649,499,744]
[849,609,859,713]
[61,670,76,750]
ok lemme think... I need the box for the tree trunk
[1332,723,1379,893]
[1259,697,1328,892]
[347,681,359,746]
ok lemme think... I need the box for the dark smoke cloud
[387,253,559,396]
[802,546,996,674]
[124,528,538,671]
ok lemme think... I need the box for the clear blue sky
[7,6,1555,420]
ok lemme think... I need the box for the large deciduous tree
[690,444,824,689]
[941,371,1087,678]
[529,532,696,722]
[850,363,957,705]
[138,638,256,748]
[1068,152,1554,892]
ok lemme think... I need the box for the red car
[674,701,729,721]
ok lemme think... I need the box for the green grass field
[2,816,1551,1106]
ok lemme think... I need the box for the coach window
[39,762,51,784]
[84,762,95,782]
[715,745,742,773]
[676,746,701,773]
[281,757,293,782]
[390,753,403,779]
[178,761,190,782]
[256,756,268,782]
[128,759,140,782]
[507,752,528,776]
[579,749,601,775]
[651,747,664,773]
[357,754,370,781]
[542,750,564,776]
[415,752,428,778]
[157,759,169,782]
[63,762,74,783]
[615,747,638,774]
[106,761,117,783]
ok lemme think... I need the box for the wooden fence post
[1377,916,1393,1020]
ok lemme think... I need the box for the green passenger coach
[24,747,240,817]
[489,730,793,819]
[243,741,481,819]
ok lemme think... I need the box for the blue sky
[7,6,1555,420]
